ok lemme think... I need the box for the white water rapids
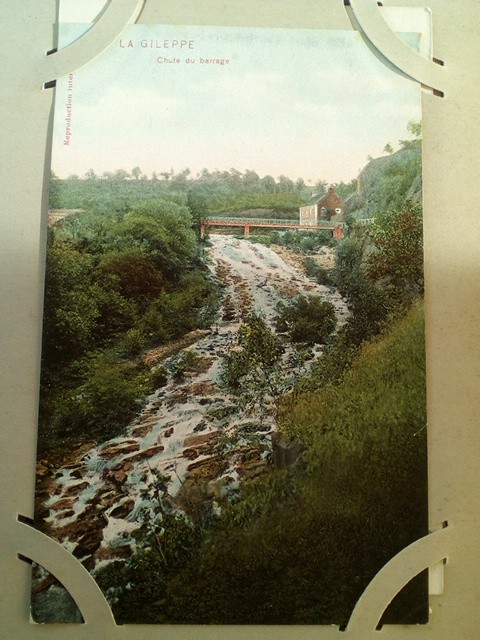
[37,235,348,571]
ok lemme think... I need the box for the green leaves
[367,200,424,302]
[39,195,218,453]
[274,295,336,345]
[222,313,288,422]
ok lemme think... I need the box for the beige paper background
[1,1,479,638]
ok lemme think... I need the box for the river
[35,234,348,576]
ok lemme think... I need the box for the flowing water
[36,235,348,573]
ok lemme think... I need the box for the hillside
[105,304,427,625]
[346,141,421,218]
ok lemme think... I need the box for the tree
[222,314,291,423]
[99,250,164,300]
[383,143,394,154]
[277,175,295,193]
[314,180,328,198]
[116,200,197,278]
[49,172,61,208]
[367,200,424,302]
[261,175,276,193]
[274,295,336,345]
[399,121,422,149]
[407,120,422,138]
[114,169,130,181]
[332,237,390,345]
[187,189,208,240]
[131,166,142,180]
[85,169,98,180]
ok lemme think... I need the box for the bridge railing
[204,216,346,227]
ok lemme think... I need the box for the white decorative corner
[349,0,445,93]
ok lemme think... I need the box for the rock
[164,427,174,438]
[183,448,199,461]
[206,476,235,500]
[63,481,89,497]
[31,572,58,596]
[177,455,229,515]
[59,510,75,519]
[95,545,132,562]
[131,422,155,438]
[70,468,83,480]
[185,381,216,396]
[186,456,227,477]
[36,462,50,477]
[125,445,165,463]
[35,503,51,521]
[95,490,118,510]
[103,460,134,485]
[72,528,104,559]
[50,497,76,512]
[271,432,305,468]
[236,459,268,480]
[109,499,135,519]
[99,441,140,459]
[184,431,220,449]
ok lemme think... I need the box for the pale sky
[52,17,422,184]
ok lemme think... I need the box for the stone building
[299,186,346,225]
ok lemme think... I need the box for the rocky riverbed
[34,235,348,585]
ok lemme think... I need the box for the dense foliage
[275,295,336,344]
[39,196,218,452]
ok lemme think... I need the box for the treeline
[98,199,428,625]
[50,167,357,215]
[38,197,218,453]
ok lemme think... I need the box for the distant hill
[346,141,422,218]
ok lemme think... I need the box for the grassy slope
[128,303,428,625]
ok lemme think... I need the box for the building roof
[305,186,345,210]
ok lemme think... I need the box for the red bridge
[201,216,345,240]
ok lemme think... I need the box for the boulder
[103,460,134,485]
[184,431,219,449]
[271,432,305,468]
[131,423,155,438]
[236,459,268,480]
[72,527,104,559]
[125,445,165,463]
[98,441,140,459]
[109,499,135,519]
[63,481,89,497]
[206,476,235,500]
[95,545,132,562]
[183,448,199,461]
[50,497,76,512]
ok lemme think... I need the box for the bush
[304,257,331,286]
[149,366,169,390]
[41,354,149,448]
[171,350,202,380]
[274,295,336,344]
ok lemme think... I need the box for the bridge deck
[201,217,346,239]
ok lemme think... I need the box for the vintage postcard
[33,21,428,625]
